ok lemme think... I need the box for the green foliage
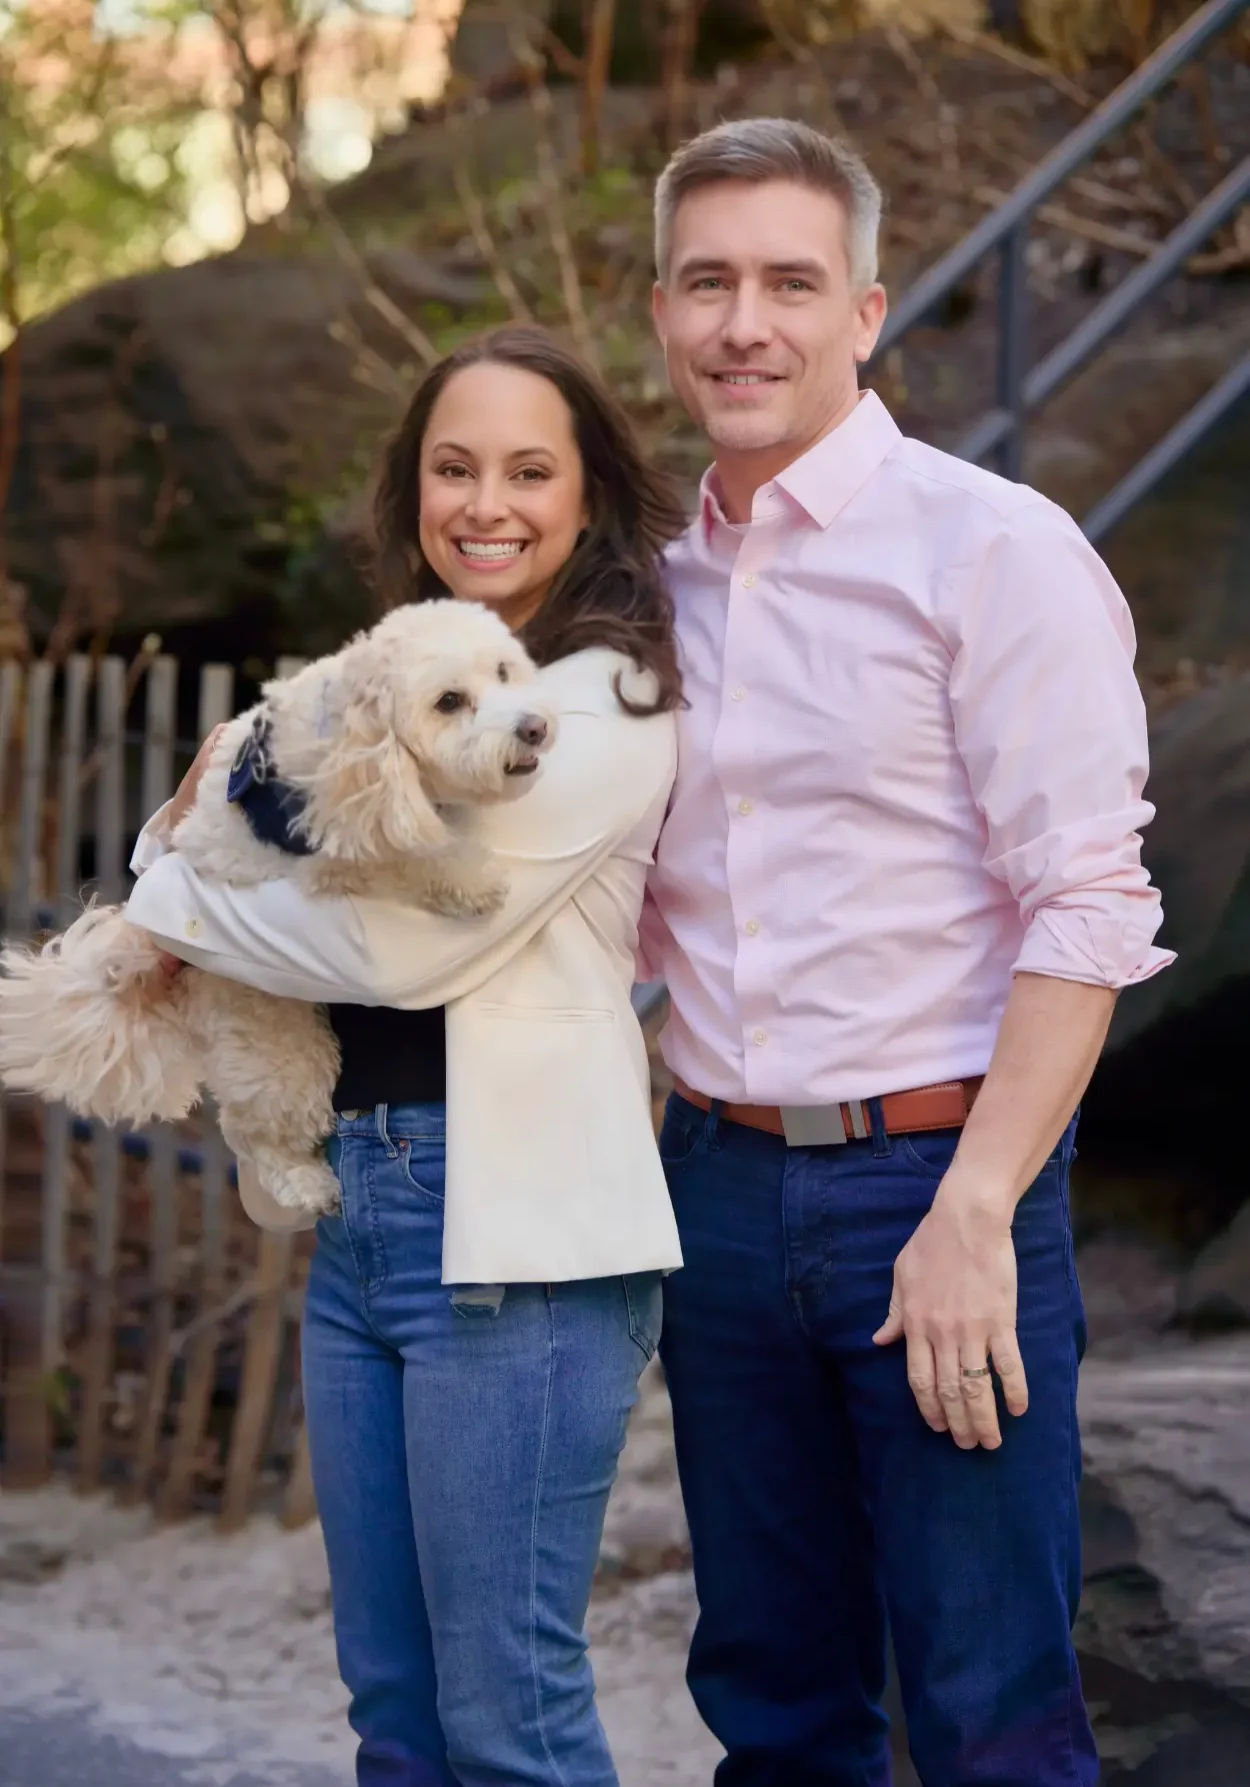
[0,1,198,330]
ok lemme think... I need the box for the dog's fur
[0,601,556,1214]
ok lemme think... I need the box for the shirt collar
[697,389,902,538]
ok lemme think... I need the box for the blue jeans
[658,1094,1098,1787]
[302,1102,662,1787]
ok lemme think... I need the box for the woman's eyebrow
[427,442,558,459]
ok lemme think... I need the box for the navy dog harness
[226,713,316,857]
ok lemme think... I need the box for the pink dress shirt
[639,391,1173,1107]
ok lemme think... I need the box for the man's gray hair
[654,117,883,291]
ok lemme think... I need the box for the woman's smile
[419,361,589,631]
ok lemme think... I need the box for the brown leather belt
[673,1075,984,1144]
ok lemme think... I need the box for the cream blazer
[126,648,682,1285]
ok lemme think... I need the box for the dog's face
[382,601,557,808]
[298,599,558,864]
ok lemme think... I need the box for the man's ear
[853,283,888,365]
[652,279,668,349]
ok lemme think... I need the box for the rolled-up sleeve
[948,499,1174,990]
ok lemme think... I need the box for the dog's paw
[424,870,510,919]
[267,1158,341,1216]
[451,878,509,918]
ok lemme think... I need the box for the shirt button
[737,797,754,816]
[730,686,745,702]
[753,1029,768,1047]
[745,919,760,936]
[185,917,203,939]
[741,572,757,588]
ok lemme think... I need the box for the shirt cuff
[130,802,175,875]
[1012,902,1175,989]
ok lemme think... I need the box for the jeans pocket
[900,1125,1067,1181]
[896,1127,963,1179]
[659,1101,707,1169]
[398,1137,446,1204]
[623,1272,663,1361]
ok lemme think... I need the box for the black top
[328,1004,446,1110]
[226,719,447,1111]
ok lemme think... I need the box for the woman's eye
[497,663,509,683]
[515,466,548,482]
[435,691,466,714]
[437,463,470,479]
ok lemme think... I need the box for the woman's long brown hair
[372,327,685,715]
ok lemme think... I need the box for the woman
[126,327,686,1787]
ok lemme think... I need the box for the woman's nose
[466,478,509,522]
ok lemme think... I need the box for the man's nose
[514,714,549,747]
[721,288,770,350]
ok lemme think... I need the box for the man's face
[653,179,887,471]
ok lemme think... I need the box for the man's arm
[875,501,1172,1449]
[873,973,1113,1449]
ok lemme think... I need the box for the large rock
[1,249,484,653]
[1077,1338,1250,1698]
[1080,670,1250,1210]
[1175,1202,1250,1331]
[1112,671,1250,1048]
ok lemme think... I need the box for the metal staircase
[868,0,1249,543]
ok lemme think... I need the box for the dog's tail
[0,905,202,1125]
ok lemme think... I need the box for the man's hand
[167,723,226,834]
[873,1186,1025,1449]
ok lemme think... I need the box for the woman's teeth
[457,540,527,561]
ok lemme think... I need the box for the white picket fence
[0,650,318,1529]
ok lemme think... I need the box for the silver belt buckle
[779,1100,869,1147]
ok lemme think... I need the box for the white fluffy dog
[0,600,556,1214]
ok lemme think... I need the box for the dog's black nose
[515,714,549,747]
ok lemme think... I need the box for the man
[638,117,1172,1787]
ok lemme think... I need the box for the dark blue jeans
[658,1094,1098,1787]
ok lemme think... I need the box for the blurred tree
[0,0,194,333]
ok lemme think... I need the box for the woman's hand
[151,724,226,982]
[167,723,226,833]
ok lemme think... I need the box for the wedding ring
[961,1365,991,1378]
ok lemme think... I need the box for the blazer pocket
[468,1004,615,1022]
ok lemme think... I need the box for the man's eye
[435,691,466,714]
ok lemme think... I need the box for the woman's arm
[126,701,675,1009]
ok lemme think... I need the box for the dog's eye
[434,691,466,715]
[497,662,509,683]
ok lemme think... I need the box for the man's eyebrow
[673,256,829,281]
[766,259,827,280]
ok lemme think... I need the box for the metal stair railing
[867,0,1250,544]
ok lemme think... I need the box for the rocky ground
[4,1293,1250,1785]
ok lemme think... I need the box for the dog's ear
[302,645,450,862]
